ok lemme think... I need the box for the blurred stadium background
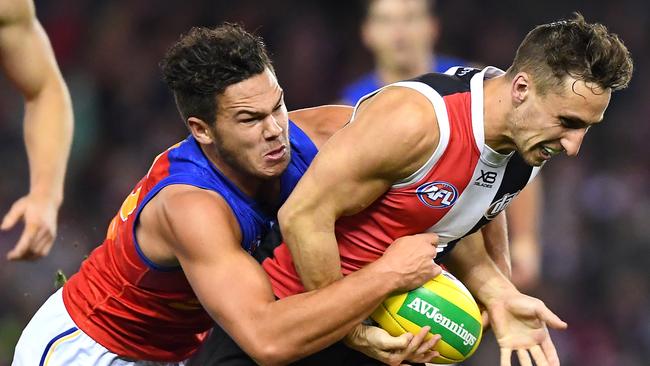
[0,0,648,365]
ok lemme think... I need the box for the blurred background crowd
[0,0,648,365]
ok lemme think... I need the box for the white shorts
[12,289,186,366]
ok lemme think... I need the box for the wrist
[364,258,403,295]
[29,188,64,207]
[344,323,367,347]
[475,274,518,308]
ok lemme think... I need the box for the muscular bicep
[0,4,60,99]
[279,87,440,290]
[283,87,440,222]
[158,188,276,346]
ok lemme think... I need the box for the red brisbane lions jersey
[263,67,542,298]
[61,138,272,361]
[62,123,317,361]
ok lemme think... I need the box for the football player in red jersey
[344,0,545,292]
[274,14,632,366]
[12,24,441,366]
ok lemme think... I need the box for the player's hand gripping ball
[371,270,483,364]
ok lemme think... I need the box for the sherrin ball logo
[371,270,483,364]
[416,181,458,208]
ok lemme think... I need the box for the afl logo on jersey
[416,181,458,209]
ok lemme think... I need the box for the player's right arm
[147,184,439,365]
[279,88,445,364]
[0,0,73,260]
[279,87,442,291]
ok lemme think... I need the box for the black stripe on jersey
[409,68,480,97]
[439,153,534,261]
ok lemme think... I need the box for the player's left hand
[344,323,440,366]
[1,194,58,260]
[487,291,567,366]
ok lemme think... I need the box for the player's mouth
[264,145,287,163]
[540,145,563,160]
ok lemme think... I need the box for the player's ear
[188,117,215,144]
[511,72,531,105]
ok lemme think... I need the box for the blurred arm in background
[0,0,73,260]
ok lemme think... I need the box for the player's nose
[561,128,587,156]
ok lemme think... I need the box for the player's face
[362,0,437,70]
[211,68,290,180]
[511,76,611,166]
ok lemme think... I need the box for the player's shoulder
[145,184,242,257]
[349,86,441,178]
[157,185,232,224]
[289,105,352,149]
[378,83,438,118]
[289,105,352,125]
[359,85,440,147]
[290,105,351,132]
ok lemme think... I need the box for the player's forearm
[481,212,512,278]
[278,203,343,290]
[446,231,516,308]
[255,259,402,364]
[23,74,73,203]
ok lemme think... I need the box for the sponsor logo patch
[484,191,520,219]
[397,288,481,355]
[474,170,498,188]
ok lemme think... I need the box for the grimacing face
[510,76,612,166]
[362,0,437,71]
[211,68,291,180]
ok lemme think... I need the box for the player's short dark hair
[506,13,633,94]
[361,0,436,19]
[160,23,274,124]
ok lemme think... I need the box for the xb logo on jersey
[474,170,498,188]
[416,181,458,209]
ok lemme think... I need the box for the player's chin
[522,151,545,167]
[258,159,290,178]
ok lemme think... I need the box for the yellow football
[371,270,483,364]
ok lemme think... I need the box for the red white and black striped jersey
[262,67,542,298]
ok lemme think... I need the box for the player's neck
[482,75,517,154]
